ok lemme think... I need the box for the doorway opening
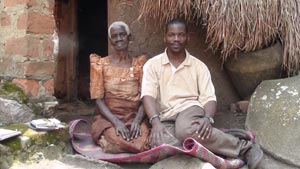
[54,0,108,102]
[77,0,108,100]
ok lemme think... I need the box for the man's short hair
[165,18,188,33]
[108,21,131,39]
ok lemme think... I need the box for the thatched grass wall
[139,0,300,75]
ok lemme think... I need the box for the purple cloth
[69,119,245,169]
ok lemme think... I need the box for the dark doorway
[77,0,108,100]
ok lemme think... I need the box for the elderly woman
[90,21,149,153]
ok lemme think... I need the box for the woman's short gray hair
[108,21,130,39]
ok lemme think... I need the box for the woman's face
[109,25,129,51]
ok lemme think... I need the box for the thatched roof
[139,0,300,75]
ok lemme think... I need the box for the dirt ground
[11,99,299,169]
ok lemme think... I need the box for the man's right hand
[143,96,175,147]
[149,119,174,147]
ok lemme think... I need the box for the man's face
[109,25,129,51]
[164,23,188,54]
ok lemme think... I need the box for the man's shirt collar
[162,48,192,66]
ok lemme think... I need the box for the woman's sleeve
[90,54,104,99]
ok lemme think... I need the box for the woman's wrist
[112,117,122,126]
[133,115,142,124]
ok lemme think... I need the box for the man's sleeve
[197,64,217,106]
[141,60,158,99]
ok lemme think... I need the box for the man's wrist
[149,114,160,124]
[204,116,214,124]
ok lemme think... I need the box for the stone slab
[149,154,215,169]
[246,75,300,167]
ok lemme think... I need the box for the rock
[0,81,60,125]
[225,42,283,99]
[246,75,300,167]
[25,96,59,117]
[10,154,123,169]
[0,82,27,103]
[258,153,300,169]
[19,136,31,149]
[0,98,35,125]
[0,123,70,167]
[149,154,215,169]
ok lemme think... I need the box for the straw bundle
[279,0,300,75]
[139,0,300,75]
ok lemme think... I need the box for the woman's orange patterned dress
[89,54,149,153]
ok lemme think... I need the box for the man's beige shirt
[141,49,217,119]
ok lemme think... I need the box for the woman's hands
[96,98,145,142]
[114,113,143,141]
[129,104,145,140]
[114,119,131,141]
[130,118,142,140]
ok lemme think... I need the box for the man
[141,18,263,169]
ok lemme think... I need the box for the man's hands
[192,117,212,140]
[143,96,175,147]
[149,119,174,147]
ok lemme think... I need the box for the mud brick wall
[0,0,56,98]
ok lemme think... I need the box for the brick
[42,79,54,95]
[0,12,11,26]
[5,37,28,56]
[27,36,40,57]
[23,61,55,79]
[12,78,39,97]
[43,38,54,58]
[17,12,28,30]
[5,36,40,57]
[3,0,38,8]
[3,0,27,7]
[17,11,55,34]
